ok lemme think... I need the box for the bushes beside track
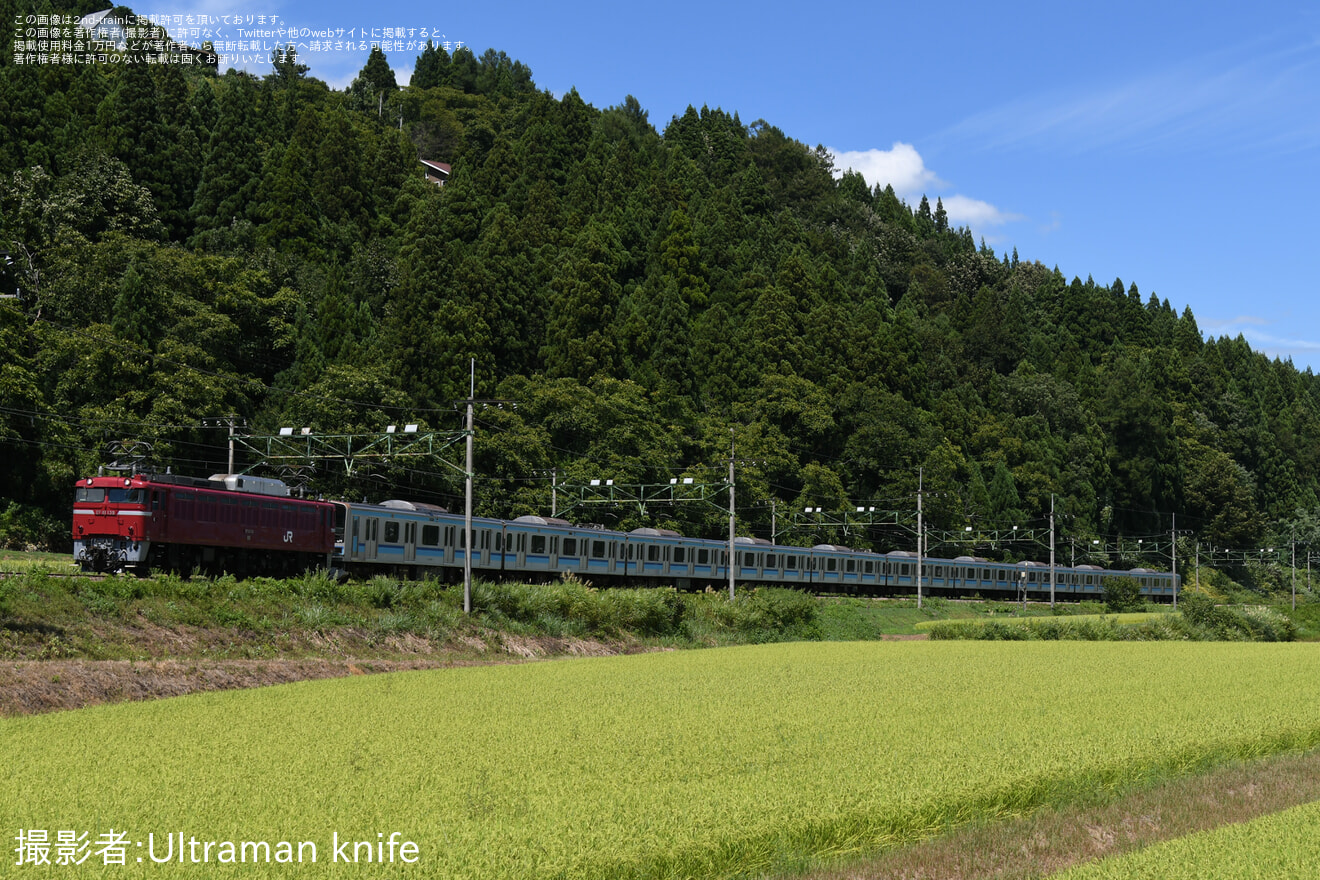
[927,601,1297,641]
[0,567,826,658]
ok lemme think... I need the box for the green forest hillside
[3,11,1319,586]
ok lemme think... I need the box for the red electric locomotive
[73,473,335,576]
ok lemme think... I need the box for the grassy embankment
[3,548,1318,664]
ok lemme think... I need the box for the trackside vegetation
[6,642,1320,878]
[924,599,1299,641]
[1,567,1312,665]
[0,567,833,661]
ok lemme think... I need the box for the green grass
[7,641,1320,878]
[912,611,1168,631]
[0,548,78,573]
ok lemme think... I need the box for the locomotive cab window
[75,487,106,503]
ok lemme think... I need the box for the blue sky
[195,0,1320,369]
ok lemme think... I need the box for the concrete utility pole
[463,359,475,615]
[916,468,923,610]
[1171,513,1177,609]
[1049,494,1056,608]
[728,430,736,601]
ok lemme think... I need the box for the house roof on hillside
[421,159,451,185]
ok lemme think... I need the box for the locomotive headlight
[124,479,131,487]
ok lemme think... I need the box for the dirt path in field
[0,634,652,716]
[789,747,1320,880]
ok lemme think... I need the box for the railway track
[0,570,106,581]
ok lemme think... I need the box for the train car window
[845,559,855,573]
[697,548,709,565]
[997,570,1007,581]
[673,547,685,564]
[900,563,910,576]
[863,561,873,574]
[384,522,400,543]
[406,523,417,544]
[563,537,577,556]
[826,558,837,572]
[531,535,546,554]
[933,565,943,578]
[421,525,439,546]
[766,554,776,569]
[785,556,798,570]
[591,540,606,559]
[648,545,660,562]
[351,517,359,542]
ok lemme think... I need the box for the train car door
[150,489,166,540]
[365,517,379,559]
[403,521,417,563]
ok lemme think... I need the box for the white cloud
[829,142,1021,239]
[831,143,944,200]
[940,194,1022,228]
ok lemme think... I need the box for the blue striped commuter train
[335,500,1181,601]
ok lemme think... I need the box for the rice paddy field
[6,641,1320,878]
